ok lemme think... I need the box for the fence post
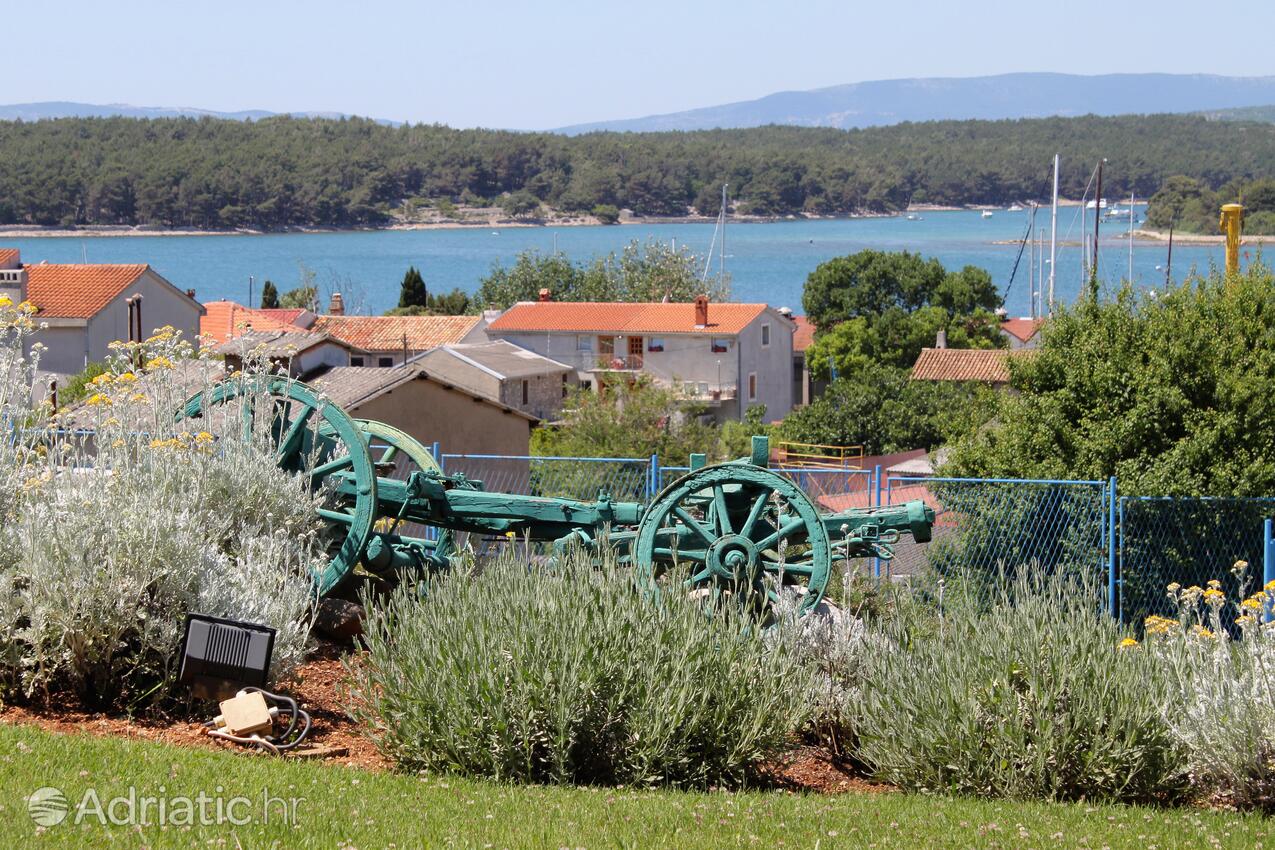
[648,453,659,499]
[1108,476,1119,619]
[1264,518,1275,624]
[431,441,441,466]
[873,465,883,578]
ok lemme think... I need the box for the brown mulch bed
[0,641,887,794]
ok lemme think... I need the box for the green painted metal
[632,463,833,619]
[174,379,935,621]
[177,377,378,595]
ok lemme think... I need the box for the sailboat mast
[720,184,727,288]
[1028,205,1036,319]
[1092,159,1104,286]
[1128,191,1134,283]
[1048,154,1059,314]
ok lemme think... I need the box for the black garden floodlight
[178,613,276,701]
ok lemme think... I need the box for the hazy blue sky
[6,0,1273,129]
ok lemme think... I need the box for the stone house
[409,340,574,421]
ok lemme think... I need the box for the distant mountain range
[553,72,1275,134]
[0,101,398,125]
[8,73,1275,134]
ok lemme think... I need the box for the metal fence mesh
[881,478,1110,596]
[1118,497,1275,626]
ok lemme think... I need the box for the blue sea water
[3,206,1227,317]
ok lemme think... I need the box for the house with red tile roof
[0,249,204,376]
[787,314,828,408]
[911,347,1030,385]
[200,301,314,345]
[484,296,796,421]
[311,314,485,366]
[1000,316,1044,349]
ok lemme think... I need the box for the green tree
[802,251,1004,378]
[259,280,280,309]
[779,363,991,455]
[944,265,1275,496]
[476,240,727,310]
[278,285,317,310]
[500,190,541,219]
[591,203,620,224]
[398,266,428,310]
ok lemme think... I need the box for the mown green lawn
[0,723,1268,849]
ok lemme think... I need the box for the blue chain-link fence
[881,477,1112,597]
[434,451,1275,623]
[1118,497,1275,626]
[440,454,655,503]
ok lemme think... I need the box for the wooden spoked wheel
[350,419,455,563]
[633,465,832,619]
[176,377,378,595]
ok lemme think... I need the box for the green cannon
[178,377,934,617]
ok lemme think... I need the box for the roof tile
[487,301,768,336]
[24,263,149,318]
[792,316,815,352]
[311,315,480,352]
[911,348,1021,383]
[1001,317,1044,343]
[201,301,311,345]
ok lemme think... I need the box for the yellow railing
[773,440,865,469]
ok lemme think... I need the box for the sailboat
[1008,203,1024,212]
[981,209,994,219]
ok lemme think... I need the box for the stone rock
[314,598,365,639]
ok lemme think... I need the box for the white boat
[981,210,994,219]
[906,213,922,221]
[1008,203,1024,212]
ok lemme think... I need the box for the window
[350,356,364,367]
[562,374,570,398]
[378,357,393,367]
[576,335,593,351]
[521,379,529,405]
[647,337,665,352]
[748,372,757,401]
[711,338,730,353]
[761,323,771,347]
[598,336,615,357]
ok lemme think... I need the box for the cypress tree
[398,266,428,309]
[260,280,280,309]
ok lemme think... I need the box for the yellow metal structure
[1220,203,1244,275]
[773,440,865,469]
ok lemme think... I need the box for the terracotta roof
[910,348,1019,383]
[23,263,149,318]
[310,315,480,352]
[1001,317,1044,343]
[257,308,311,325]
[201,301,311,345]
[819,484,938,513]
[0,248,19,270]
[487,302,769,335]
[213,329,336,358]
[792,316,816,352]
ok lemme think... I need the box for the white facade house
[0,249,205,377]
[483,297,795,421]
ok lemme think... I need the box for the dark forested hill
[1,113,1272,229]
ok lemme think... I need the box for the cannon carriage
[178,376,934,617]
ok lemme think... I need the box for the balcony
[589,354,644,372]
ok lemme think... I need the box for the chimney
[537,288,551,302]
[328,292,345,316]
[936,328,948,349]
[694,294,709,327]
[0,248,25,304]
[185,288,196,299]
